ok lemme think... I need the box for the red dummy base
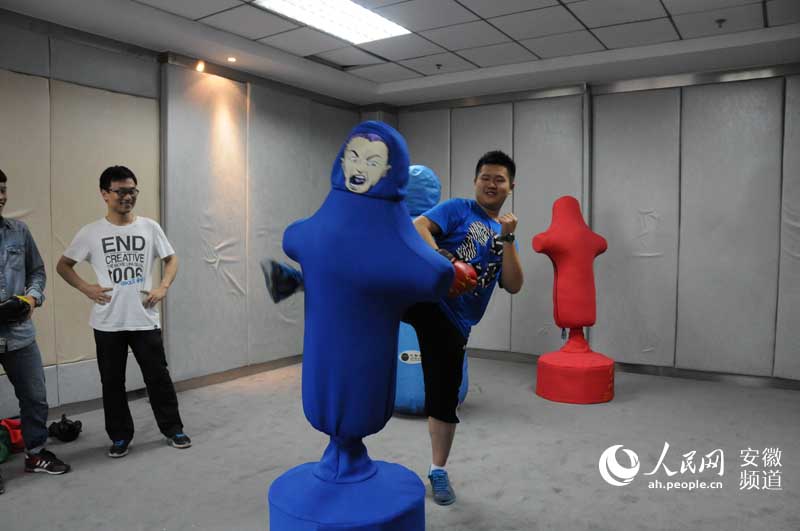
[536,329,614,404]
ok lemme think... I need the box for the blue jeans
[0,341,49,450]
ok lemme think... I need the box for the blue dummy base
[269,461,425,530]
[395,322,469,416]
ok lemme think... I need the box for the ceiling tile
[422,21,510,51]
[674,4,763,39]
[259,27,348,56]
[348,63,422,82]
[200,4,297,39]
[359,33,445,61]
[457,0,558,18]
[457,42,538,67]
[767,0,800,26]
[593,18,680,48]
[568,0,667,28]
[136,0,242,20]
[490,6,584,40]
[316,47,385,67]
[375,0,478,31]
[400,52,476,75]
[520,30,605,58]
[663,0,761,16]
[352,0,407,8]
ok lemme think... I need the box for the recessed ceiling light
[227,57,237,63]
[252,0,409,44]
[196,60,205,72]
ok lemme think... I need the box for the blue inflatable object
[269,122,453,531]
[394,166,469,416]
[405,165,441,217]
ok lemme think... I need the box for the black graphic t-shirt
[64,216,174,331]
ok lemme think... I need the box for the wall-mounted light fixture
[196,60,206,72]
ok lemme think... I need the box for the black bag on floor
[48,414,82,442]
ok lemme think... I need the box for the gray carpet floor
[1,357,797,531]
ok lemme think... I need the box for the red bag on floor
[0,418,25,452]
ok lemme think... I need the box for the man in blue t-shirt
[262,151,523,506]
[403,150,523,505]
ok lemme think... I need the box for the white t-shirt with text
[64,216,175,332]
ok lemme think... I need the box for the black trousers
[93,329,183,441]
[402,303,467,424]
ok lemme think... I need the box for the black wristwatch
[497,233,515,243]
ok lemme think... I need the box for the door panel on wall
[775,75,800,380]
[399,109,451,200]
[512,95,584,356]
[247,85,311,364]
[309,102,359,214]
[593,89,680,366]
[0,69,54,366]
[51,80,159,365]
[677,79,783,376]
[163,65,247,380]
[451,104,513,350]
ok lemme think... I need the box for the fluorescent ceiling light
[252,0,410,44]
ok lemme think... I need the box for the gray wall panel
[775,76,800,380]
[51,38,158,98]
[592,89,680,366]
[0,22,49,77]
[56,359,144,406]
[451,104,513,350]
[164,65,249,380]
[512,95,584,356]
[677,79,783,376]
[309,102,359,214]
[361,110,398,129]
[247,84,311,365]
[399,109,451,199]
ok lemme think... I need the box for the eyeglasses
[106,187,139,198]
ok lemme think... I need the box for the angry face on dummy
[341,134,392,194]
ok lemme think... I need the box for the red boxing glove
[449,260,477,297]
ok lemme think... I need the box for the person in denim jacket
[0,168,70,495]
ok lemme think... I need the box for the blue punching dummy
[395,166,469,416]
[268,122,453,530]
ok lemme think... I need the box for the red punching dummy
[533,196,614,404]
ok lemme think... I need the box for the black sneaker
[108,439,131,458]
[261,259,303,303]
[168,433,191,449]
[24,449,71,475]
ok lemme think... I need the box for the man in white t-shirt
[56,166,190,458]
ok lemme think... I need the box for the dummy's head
[405,165,441,216]
[332,121,410,201]
[341,132,391,194]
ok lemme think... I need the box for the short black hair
[0,168,7,183]
[99,166,138,190]
[475,150,515,181]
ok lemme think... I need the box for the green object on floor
[0,426,10,463]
